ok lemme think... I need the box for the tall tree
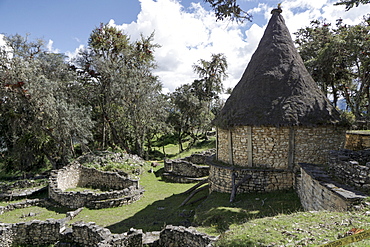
[0,34,93,173]
[76,24,165,157]
[192,53,228,105]
[295,20,349,107]
[295,17,370,120]
[168,84,211,152]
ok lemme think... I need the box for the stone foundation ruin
[163,150,214,183]
[49,162,144,209]
[0,217,217,247]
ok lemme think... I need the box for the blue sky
[0,0,142,53]
[1,0,369,92]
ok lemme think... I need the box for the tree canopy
[295,16,370,121]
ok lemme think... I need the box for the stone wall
[328,150,370,193]
[0,220,216,247]
[0,220,143,247]
[49,162,144,209]
[163,151,213,183]
[71,222,143,246]
[345,131,370,150]
[217,126,346,169]
[296,163,367,211]
[208,162,294,193]
[0,198,54,215]
[158,225,218,247]
[164,160,209,178]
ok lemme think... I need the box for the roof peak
[271,4,282,15]
[213,8,343,129]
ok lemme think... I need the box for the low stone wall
[345,131,370,150]
[328,150,370,193]
[208,162,294,193]
[0,177,48,200]
[0,220,143,247]
[71,222,143,246]
[0,198,54,215]
[163,151,213,183]
[185,149,215,164]
[49,162,144,209]
[0,220,216,247]
[158,225,218,247]
[164,160,209,178]
[297,163,368,211]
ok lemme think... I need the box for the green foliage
[340,109,356,125]
[76,24,168,158]
[167,53,227,152]
[0,34,93,173]
[295,17,370,121]
[192,53,228,101]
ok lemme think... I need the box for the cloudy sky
[1,0,369,92]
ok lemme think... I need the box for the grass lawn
[69,167,199,233]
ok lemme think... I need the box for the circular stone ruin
[49,161,144,209]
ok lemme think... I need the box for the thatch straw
[213,10,342,129]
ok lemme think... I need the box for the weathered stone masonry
[212,126,346,194]
[217,126,346,169]
[296,163,367,211]
[163,151,213,183]
[208,162,293,193]
[345,131,370,150]
[328,149,370,193]
[0,220,217,247]
[49,162,144,209]
[0,219,143,247]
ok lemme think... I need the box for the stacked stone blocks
[49,162,144,209]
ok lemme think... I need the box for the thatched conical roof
[213,9,342,129]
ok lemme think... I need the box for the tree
[168,84,211,152]
[75,23,165,157]
[203,0,252,23]
[0,34,93,173]
[295,17,370,120]
[295,20,349,107]
[334,0,370,11]
[192,53,228,110]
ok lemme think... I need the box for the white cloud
[65,44,85,62]
[46,39,60,53]
[68,0,370,93]
[281,0,370,35]
[110,0,261,92]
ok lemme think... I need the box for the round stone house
[210,9,347,194]
[49,162,144,209]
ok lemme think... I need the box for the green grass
[68,167,199,233]
[0,205,68,223]
[216,210,370,247]
[195,190,303,235]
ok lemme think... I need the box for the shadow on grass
[106,189,303,235]
[195,190,303,233]
[106,189,209,233]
